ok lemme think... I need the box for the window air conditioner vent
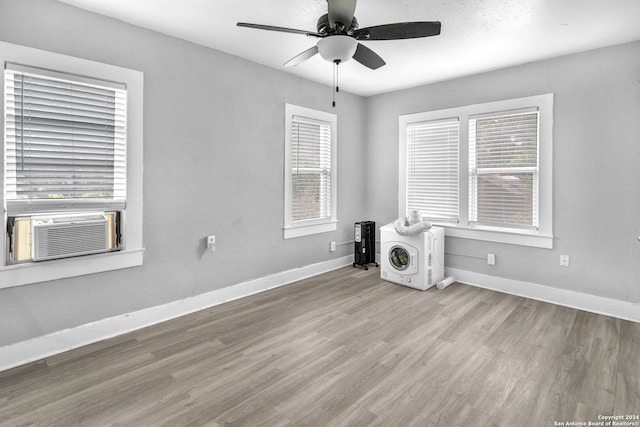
[32,214,111,261]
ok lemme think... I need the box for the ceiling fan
[237,0,441,69]
[238,0,441,105]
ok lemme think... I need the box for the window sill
[440,224,553,249]
[284,221,337,239]
[0,248,145,289]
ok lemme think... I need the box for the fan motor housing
[317,13,358,35]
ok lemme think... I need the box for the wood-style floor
[1,267,639,426]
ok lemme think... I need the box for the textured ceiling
[56,0,640,96]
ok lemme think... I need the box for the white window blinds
[290,115,332,223]
[469,109,539,229]
[406,118,459,222]
[4,63,126,214]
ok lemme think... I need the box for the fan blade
[353,22,441,40]
[237,22,322,37]
[352,43,386,70]
[327,0,357,29]
[284,46,319,67]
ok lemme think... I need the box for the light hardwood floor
[1,267,639,426]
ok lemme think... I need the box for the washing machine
[380,222,445,291]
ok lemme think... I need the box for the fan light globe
[317,35,358,63]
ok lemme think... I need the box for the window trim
[399,94,553,249]
[283,103,337,239]
[0,41,144,288]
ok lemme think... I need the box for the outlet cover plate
[487,253,496,265]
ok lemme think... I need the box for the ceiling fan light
[317,35,358,63]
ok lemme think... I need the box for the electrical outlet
[207,235,216,252]
[487,253,496,265]
[330,241,336,252]
[560,255,570,267]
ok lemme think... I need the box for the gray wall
[0,0,367,346]
[366,40,640,303]
[1,0,639,348]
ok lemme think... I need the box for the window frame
[399,94,553,249]
[283,103,337,239]
[468,108,541,230]
[0,41,144,288]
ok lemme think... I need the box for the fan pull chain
[332,60,340,108]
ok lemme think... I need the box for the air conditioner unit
[31,213,113,261]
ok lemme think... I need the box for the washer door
[387,244,419,275]
[389,245,411,271]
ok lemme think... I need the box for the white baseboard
[446,268,640,323]
[4,259,637,373]
[0,255,353,373]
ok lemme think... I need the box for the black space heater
[353,221,379,270]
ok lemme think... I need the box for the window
[4,63,126,213]
[399,94,553,248]
[284,104,337,239]
[406,118,459,223]
[469,109,539,230]
[1,40,143,288]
